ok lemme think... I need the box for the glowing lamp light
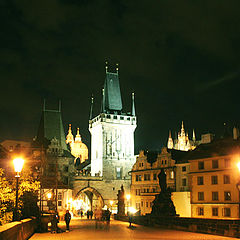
[237,162,240,172]
[47,192,52,200]
[13,158,24,176]
[129,207,137,214]
[126,194,131,200]
[110,200,113,206]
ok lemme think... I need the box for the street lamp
[13,157,24,221]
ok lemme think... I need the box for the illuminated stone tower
[89,64,137,180]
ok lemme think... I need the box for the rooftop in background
[184,137,240,160]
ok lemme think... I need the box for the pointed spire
[167,130,173,149]
[75,127,82,142]
[181,121,185,136]
[193,129,196,142]
[66,124,74,144]
[89,95,94,120]
[132,92,136,116]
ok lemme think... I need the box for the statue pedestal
[151,189,177,216]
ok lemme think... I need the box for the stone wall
[115,215,240,238]
[0,218,36,240]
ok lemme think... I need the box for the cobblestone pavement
[30,218,239,240]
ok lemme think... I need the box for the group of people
[86,209,93,219]
[94,208,111,229]
[51,208,111,233]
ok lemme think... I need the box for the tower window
[211,176,218,185]
[182,178,187,186]
[212,192,219,201]
[197,207,204,216]
[197,176,204,185]
[212,208,218,216]
[116,167,122,179]
[224,175,230,184]
[224,191,231,201]
[212,160,218,169]
[224,208,231,217]
[182,166,186,172]
[198,192,204,201]
[198,161,204,170]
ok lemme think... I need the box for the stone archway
[75,187,104,215]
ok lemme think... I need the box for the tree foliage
[0,168,40,225]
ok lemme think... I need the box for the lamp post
[13,157,24,221]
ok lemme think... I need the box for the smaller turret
[75,128,82,143]
[192,129,196,142]
[66,124,74,144]
[167,130,174,149]
[132,92,136,116]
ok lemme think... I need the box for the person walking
[105,209,111,230]
[94,207,102,229]
[64,210,71,232]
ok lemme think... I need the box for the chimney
[233,127,239,140]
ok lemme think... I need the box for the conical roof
[36,108,68,150]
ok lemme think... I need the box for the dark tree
[20,191,40,219]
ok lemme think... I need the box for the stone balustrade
[0,218,36,240]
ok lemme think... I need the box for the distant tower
[66,126,88,163]
[169,122,198,151]
[167,130,174,149]
[89,64,137,179]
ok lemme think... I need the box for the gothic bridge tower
[89,64,137,180]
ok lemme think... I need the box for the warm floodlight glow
[13,158,24,176]
[110,200,113,206]
[237,162,240,172]
[129,207,137,214]
[47,192,52,200]
[126,194,131,200]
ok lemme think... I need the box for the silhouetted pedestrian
[64,210,71,232]
[89,210,93,219]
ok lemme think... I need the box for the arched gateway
[74,187,104,215]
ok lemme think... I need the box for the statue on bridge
[117,185,125,216]
[151,169,177,216]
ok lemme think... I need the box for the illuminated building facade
[130,148,191,216]
[168,121,199,151]
[188,137,240,219]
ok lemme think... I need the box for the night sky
[1,0,240,153]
